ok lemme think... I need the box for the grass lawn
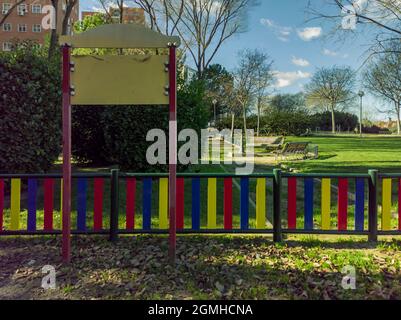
[1,235,401,300]
[283,134,401,173]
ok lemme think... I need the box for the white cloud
[297,27,322,41]
[260,18,293,42]
[274,71,311,88]
[323,48,338,56]
[291,56,310,67]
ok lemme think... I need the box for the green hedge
[0,45,61,173]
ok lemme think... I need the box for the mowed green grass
[285,135,401,173]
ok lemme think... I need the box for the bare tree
[307,0,401,57]
[48,0,78,59]
[134,0,256,78]
[364,42,401,134]
[134,0,184,35]
[233,49,272,139]
[254,52,274,136]
[62,0,79,35]
[305,66,356,134]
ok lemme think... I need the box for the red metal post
[168,44,177,264]
[62,45,72,264]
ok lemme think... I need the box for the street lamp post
[212,99,218,126]
[358,91,365,138]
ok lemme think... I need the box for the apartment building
[81,7,145,25]
[0,0,79,51]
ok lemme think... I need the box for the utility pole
[212,99,218,126]
[358,91,365,138]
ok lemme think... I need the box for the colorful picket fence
[0,171,400,239]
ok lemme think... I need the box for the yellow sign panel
[71,55,169,105]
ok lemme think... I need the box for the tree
[233,49,273,138]
[254,52,274,136]
[134,0,257,78]
[48,0,79,59]
[203,64,234,121]
[134,0,184,35]
[307,0,401,57]
[269,93,306,113]
[364,42,401,135]
[305,66,356,134]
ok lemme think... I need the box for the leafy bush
[0,44,61,173]
[312,111,358,132]
[217,111,311,136]
[362,125,391,134]
[261,110,312,136]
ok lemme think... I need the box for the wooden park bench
[273,142,310,161]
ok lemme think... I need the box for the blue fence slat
[240,178,249,230]
[355,178,365,231]
[304,178,314,230]
[77,178,87,231]
[27,179,37,231]
[143,178,152,231]
[192,178,201,230]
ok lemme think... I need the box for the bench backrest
[282,142,309,153]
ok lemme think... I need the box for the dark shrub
[0,45,61,173]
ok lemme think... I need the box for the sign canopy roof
[59,23,180,49]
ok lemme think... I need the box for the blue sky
[81,0,388,120]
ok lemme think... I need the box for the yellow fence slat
[256,178,266,229]
[10,179,21,231]
[159,178,168,229]
[382,179,392,231]
[207,178,217,229]
[321,178,331,230]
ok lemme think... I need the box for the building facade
[0,0,79,51]
[81,7,145,25]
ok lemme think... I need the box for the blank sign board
[71,55,169,105]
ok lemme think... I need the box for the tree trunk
[396,101,401,136]
[61,1,77,36]
[231,113,235,138]
[48,0,58,60]
[331,106,336,134]
[243,105,247,154]
[257,97,261,137]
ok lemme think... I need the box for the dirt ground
[1,235,401,300]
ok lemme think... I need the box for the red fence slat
[224,178,233,230]
[338,178,348,231]
[0,179,4,231]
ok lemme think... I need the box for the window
[2,3,11,14]
[18,24,27,32]
[2,42,12,52]
[17,4,27,15]
[32,24,41,33]
[32,4,41,14]
[3,23,11,32]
